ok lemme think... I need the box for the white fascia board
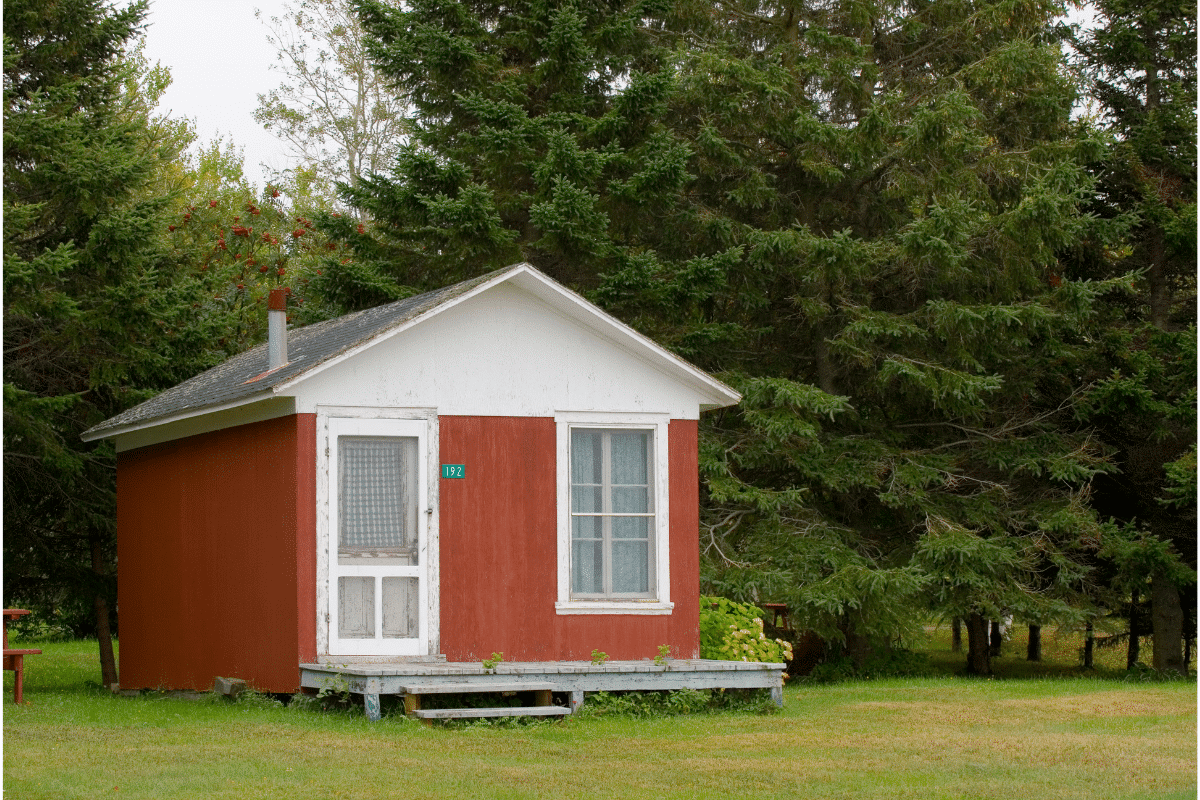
[272,262,742,411]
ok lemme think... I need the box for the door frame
[315,406,440,658]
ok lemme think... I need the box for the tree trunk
[1147,230,1170,329]
[1127,588,1141,670]
[989,620,1003,657]
[1143,55,1171,331]
[951,617,962,653]
[1082,621,1094,669]
[965,614,991,675]
[815,330,837,395]
[1026,624,1041,661]
[1152,574,1185,673]
[843,618,874,670]
[91,536,118,689]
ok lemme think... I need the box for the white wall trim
[555,411,671,615]
[554,602,675,615]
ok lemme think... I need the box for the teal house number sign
[441,464,465,479]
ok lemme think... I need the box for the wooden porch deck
[299,659,786,721]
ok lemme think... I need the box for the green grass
[918,621,1152,678]
[3,638,1195,800]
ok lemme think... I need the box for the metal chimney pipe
[268,288,288,370]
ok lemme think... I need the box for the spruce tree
[328,0,689,304]
[3,0,216,682]
[1071,0,1197,672]
[342,0,1114,672]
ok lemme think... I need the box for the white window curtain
[570,428,654,597]
[338,437,419,558]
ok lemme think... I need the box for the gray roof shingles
[84,267,511,438]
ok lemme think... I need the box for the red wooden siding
[437,416,701,661]
[667,419,701,658]
[116,414,317,692]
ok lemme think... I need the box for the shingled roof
[83,266,509,440]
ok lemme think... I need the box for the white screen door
[328,417,429,656]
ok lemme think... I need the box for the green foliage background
[2,0,1193,678]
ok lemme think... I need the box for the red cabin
[84,264,741,693]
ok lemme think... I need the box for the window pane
[571,429,602,485]
[611,516,650,540]
[610,431,649,485]
[572,539,604,594]
[338,576,375,638]
[572,515,602,541]
[612,541,650,594]
[611,487,648,514]
[382,577,419,639]
[339,437,418,559]
[571,485,603,513]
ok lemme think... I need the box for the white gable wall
[290,282,709,419]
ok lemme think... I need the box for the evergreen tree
[329,0,690,306]
[643,0,1116,674]
[1071,0,1197,672]
[3,0,217,682]
[343,0,1115,673]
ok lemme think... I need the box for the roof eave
[81,390,287,446]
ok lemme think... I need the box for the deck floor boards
[299,659,786,721]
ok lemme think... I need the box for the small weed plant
[700,596,793,663]
[654,644,671,666]
[481,652,503,672]
[590,649,609,665]
[314,670,353,709]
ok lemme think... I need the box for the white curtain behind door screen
[338,436,419,559]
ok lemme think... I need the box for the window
[556,413,672,614]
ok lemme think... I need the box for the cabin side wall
[117,414,316,692]
[437,415,700,661]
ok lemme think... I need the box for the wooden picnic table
[4,609,42,704]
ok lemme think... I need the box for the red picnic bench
[4,609,42,704]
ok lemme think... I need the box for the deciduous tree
[255,0,411,195]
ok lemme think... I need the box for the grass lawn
[919,620,1151,679]
[3,638,1195,800]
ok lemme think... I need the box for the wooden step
[412,706,572,721]
[400,681,554,695]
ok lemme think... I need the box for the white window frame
[555,411,673,615]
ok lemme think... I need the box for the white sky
[141,0,294,189]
